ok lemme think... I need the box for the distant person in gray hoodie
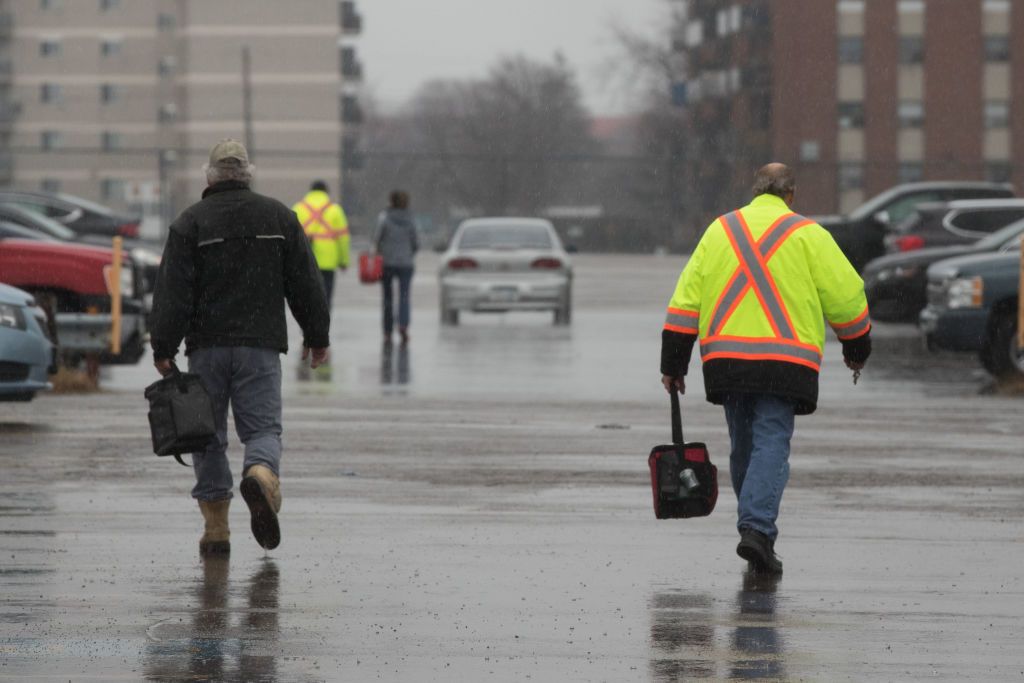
[373,190,419,344]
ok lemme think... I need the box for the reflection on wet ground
[649,572,784,681]
[143,559,279,682]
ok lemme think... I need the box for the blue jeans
[723,394,795,540]
[188,347,282,502]
[381,265,413,335]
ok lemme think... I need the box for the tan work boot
[240,464,281,550]
[198,499,231,557]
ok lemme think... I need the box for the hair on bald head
[752,163,796,199]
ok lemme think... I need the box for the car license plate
[490,286,519,303]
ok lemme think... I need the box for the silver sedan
[438,218,573,326]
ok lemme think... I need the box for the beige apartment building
[3,0,363,227]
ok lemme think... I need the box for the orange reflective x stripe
[708,211,812,338]
[300,201,347,240]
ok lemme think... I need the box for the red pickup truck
[0,238,147,364]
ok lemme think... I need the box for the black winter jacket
[150,181,330,359]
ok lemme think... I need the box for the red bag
[648,390,718,519]
[359,251,383,284]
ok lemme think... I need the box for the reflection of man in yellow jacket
[660,163,871,576]
[292,180,350,307]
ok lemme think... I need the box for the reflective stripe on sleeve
[830,307,871,340]
[664,307,698,334]
[700,336,822,371]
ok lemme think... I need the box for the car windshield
[458,224,553,250]
[0,205,76,240]
[56,192,119,217]
[975,218,1024,249]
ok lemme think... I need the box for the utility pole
[241,46,254,161]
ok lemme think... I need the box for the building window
[898,101,924,128]
[100,0,120,10]
[100,83,120,103]
[800,140,821,162]
[40,83,62,104]
[101,178,124,202]
[41,178,61,193]
[837,0,865,13]
[158,55,177,76]
[839,163,865,190]
[984,101,1010,129]
[983,36,1010,62]
[838,37,863,64]
[898,37,924,64]
[898,163,924,183]
[897,0,925,13]
[100,39,121,57]
[838,102,865,129]
[39,40,62,58]
[41,131,63,150]
[102,131,121,151]
[983,0,1011,12]
[158,103,177,122]
[985,162,1012,183]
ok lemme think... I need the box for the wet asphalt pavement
[2,253,1023,682]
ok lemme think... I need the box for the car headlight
[0,303,27,330]
[947,276,983,309]
[130,247,162,268]
[104,263,136,299]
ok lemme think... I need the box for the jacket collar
[749,193,790,210]
[202,180,250,199]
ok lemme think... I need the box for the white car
[438,217,573,326]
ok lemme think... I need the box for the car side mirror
[873,210,891,227]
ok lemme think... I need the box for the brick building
[679,0,1023,219]
[2,0,363,229]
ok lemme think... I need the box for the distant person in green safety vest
[292,180,350,308]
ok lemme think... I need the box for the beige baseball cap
[208,138,249,166]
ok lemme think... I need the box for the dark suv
[812,181,1015,271]
[887,199,1024,253]
[919,242,1023,380]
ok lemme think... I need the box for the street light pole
[242,45,254,162]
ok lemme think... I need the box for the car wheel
[553,294,572,326]
[441,304,459,326]
[981,311,1024,380]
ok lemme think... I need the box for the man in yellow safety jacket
[660,163,871,575]
[292,180,350,307]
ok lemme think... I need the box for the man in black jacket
[150,139,329,556]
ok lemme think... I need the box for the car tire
[554,297,572,326]
[441,305,459,326]
[980,311,1024,380]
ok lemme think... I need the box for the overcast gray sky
[357,0,666,116]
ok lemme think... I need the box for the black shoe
[736,528,783,575]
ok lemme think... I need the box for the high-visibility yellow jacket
[292,190,350,271]
[661,193,871,414]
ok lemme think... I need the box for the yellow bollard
[110,236,123,356]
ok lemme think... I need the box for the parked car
[864,218,1024,322]
[0,282,56,401]
[438,217,573,326]
[812,181,1015,272]
[0,238,147,365]
[919,246,1023,380]
[885,199,1024,253]
[0,189,141,238]
[0,202,161,308]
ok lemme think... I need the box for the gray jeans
[188,347,282,502]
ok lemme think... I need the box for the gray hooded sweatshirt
[374,208,419,268]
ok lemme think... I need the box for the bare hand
[154,358,174,377]
[303,346,329,369]
[661,374,685,394]
[844,358,865,371]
